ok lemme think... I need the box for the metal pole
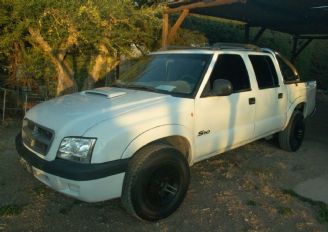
[115,64,120,81]
[291,36,298,63]
[24,93,28,114]
[244,24,250,43]
[2,89,6,122]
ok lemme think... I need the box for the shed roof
[168,0,328,36]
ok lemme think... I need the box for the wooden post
[168,9,189,44]
[162,0,246,48]
[162,13,169,49]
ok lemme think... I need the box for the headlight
[57,137,96,163]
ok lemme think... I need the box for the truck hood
[25,87,172,136]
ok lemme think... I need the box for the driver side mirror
[212,79,233,96]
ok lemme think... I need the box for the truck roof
[152,43,276,56]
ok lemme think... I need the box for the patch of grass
[318,206,328,223]
[0,204,24,216]
[59,200,82,215]
[282,189,328,223]
[33,186,48,196]
[277,206,293,216]
[246,200,257,206]
[94,203,106,209]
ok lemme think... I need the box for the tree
[0,0,162,95]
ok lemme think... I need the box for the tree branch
[27,27,53,56]
[57,25,78,61]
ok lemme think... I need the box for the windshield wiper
[111,83,127,88]
[112,83,162,94]
[126,84,161,93]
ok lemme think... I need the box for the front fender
[121,124,194,162]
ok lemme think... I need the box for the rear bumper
[15,134,128,202]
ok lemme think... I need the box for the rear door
[248,54,287,138]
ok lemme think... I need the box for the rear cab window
[276,55,300,83]
[249,55,279,89]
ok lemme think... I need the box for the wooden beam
[295,35,328,40]
[165,0,246,13]
[292,39,313,62]
[252,27,266,43]
[168,9,190,43]
[162,0,246,48]
[162,13,169,48]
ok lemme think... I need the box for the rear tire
[278,111,305,152]
[121,143,190,221]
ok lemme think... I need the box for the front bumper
[15,134,128,202]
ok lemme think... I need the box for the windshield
[115,54,212,96]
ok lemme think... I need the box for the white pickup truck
[16,44,316,221]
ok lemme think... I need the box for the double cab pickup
[16,44,316,221]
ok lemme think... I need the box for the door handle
[278,93,283,99]
[249,97,256,105]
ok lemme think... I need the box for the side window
[205,54,251,95]
[249,55,279,89]
[276,55,299,82]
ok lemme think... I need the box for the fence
[0,87,48,123]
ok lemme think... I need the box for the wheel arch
[284,98,307,129]
[121,125,194,164]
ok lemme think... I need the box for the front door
[194,54,256,161]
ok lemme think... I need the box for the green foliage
[180,15,245,44]
[308,41,328,89]
[283,189,328,223]
[7,53,54,95]
[0,204,24,216]
[0,0,162,94]
[0,0,327,93]
[175,28,208,47]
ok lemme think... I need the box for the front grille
[22,119,54,156]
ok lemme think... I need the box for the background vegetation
[0,0,327,98]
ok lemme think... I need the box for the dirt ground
[1,93,328,232]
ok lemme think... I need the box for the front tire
[121,144,190,221]
[278,111,305,152]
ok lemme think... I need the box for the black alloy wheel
[122,143,190,221]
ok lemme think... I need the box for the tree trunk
[83,43,120,90]
[28,27,78,96]
[7,42,23,87]
[54,59,77,95]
